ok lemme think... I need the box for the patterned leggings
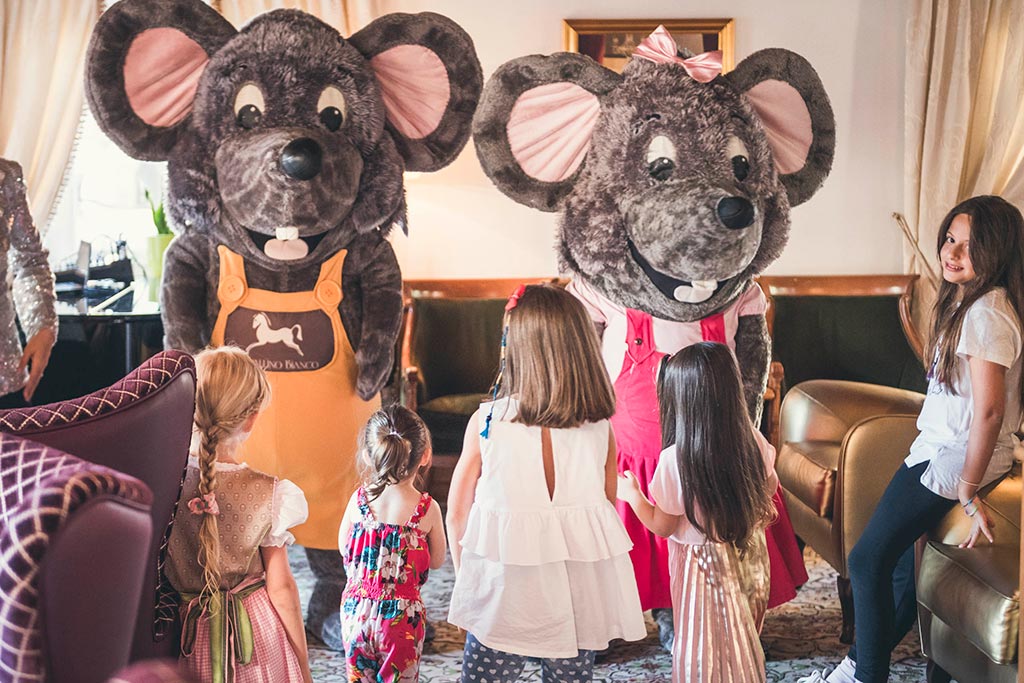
[461,633,595,683]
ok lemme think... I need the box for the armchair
[775,380,924,643]
[0,433,152,683]
[0,351,197,661]
[916,465,1020,683]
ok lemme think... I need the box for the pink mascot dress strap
[611,309,671,611]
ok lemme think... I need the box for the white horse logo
[246,312,304,356]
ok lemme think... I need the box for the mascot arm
[346,233,402,400]
[735,313,770,426]
[161,234,212,352]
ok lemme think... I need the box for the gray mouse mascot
[85,0,481,649]
[473,27,834,649]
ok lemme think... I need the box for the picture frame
[562,19,735,74]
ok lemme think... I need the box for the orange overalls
[212,245,380,550]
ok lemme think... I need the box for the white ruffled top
[460,399,632,565]
[186,455,309,547]
[448,398,645,658]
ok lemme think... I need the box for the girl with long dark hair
[618,341,777,683]
[804,195,1024,683]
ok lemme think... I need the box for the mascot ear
[85,0,236,161]
[726,48,835,207]
[350,13,482,173]
[473,53,621,213]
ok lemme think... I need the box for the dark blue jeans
[846,462,955,682]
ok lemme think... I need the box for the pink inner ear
[370,45,450,140]
[507,83,600,183]
[745,79,813,176]
[124,27,209,128]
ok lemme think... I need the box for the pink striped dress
[648,430,775,683]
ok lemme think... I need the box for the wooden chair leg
[837,575,855,644]
[925,660,952,683]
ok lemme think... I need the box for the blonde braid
[195,420,222,605]
[191,346,272,610]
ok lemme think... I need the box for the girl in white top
[446,284,646,683]
[803,195,1024,683]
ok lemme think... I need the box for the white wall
[381,0,907,278]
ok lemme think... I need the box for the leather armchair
[775,379,925,643]
[916,465,1020,683]
[0,350,196,662]
[0,433,152,683]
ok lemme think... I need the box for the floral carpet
[294,547,925,682]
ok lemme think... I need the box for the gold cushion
[776,440,839,518]
[917,541,1019,665]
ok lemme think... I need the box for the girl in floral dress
[338,405,447,682]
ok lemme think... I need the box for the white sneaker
[797,657,857,683]
[797,671,827,683]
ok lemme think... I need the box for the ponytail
[360,405,431,501]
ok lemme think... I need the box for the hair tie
[505,284,526,311]
[388,430,402,438]
[187,492,219,516]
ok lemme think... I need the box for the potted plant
[144,188,173,301]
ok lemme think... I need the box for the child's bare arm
[605,427,618,505]
[338,490,360,550]
[422,499,448,569]
[446,410,483,575]
[261,545,313,683]
[617,472,680,538]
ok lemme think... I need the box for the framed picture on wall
[562,19,735,74]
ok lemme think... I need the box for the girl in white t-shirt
[803,195,1024,683]
[446,284,646,683]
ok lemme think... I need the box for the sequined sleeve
[2,160,57,342]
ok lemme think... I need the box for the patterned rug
[294,547,925,682]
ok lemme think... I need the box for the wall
[380,0,907,278]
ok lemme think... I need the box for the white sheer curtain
[0,0,101,231]
[904,0,1024,332]
[216,0,379,34]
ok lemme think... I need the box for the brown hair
[497,284,615,428]
[192,346,271,603]
[359,405,432,501]
[929,195,1024,400]
[658,342,775,552]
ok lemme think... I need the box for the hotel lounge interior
[2,0,1023,682]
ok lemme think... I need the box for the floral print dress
[341,488,432,683]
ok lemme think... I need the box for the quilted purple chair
[106,660,198,683]
[0,351,196,663]
[0,433,152,683]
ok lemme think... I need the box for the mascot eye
[317,86,347,132]
[727,136,751,182]
[234,83,265,130]
[646,135,677,182]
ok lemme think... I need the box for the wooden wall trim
[757,274,918,297]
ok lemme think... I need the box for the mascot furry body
[86,0,481,647]
[474,27,835,642]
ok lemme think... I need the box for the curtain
[0,0,102,232]
[904,0,1024,336]
[215,0,379,34]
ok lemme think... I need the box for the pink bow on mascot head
[631,25,723,83]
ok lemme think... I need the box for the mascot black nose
[280,138,323,180]
[716,196,755,230]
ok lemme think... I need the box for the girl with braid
[166,346,312,683]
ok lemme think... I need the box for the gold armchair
[776,380,925,643]
[916,465,1021,683]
